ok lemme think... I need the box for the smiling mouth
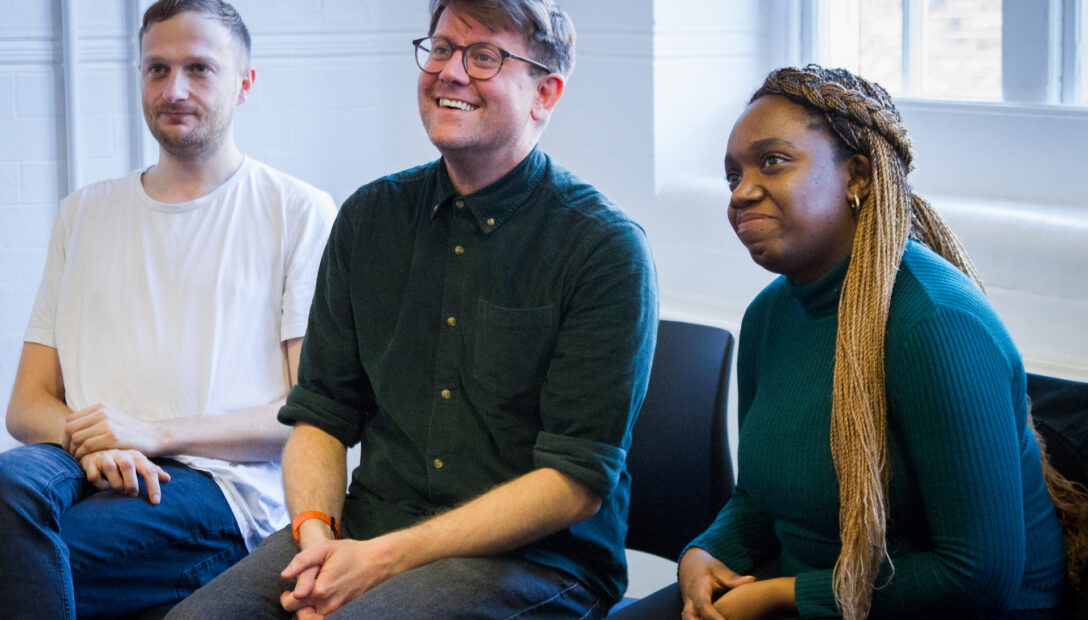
[438,98,479,111]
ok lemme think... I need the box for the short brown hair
[427,0,575,78]
[139,0,251,64]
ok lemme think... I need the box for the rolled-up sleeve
[533,221,658,499]
[533,432,628,499]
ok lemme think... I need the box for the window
[765,0,1088,207]
[810,0,1087,106]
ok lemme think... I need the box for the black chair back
[624,319,735,561]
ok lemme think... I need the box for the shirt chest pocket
[473,300,557,398]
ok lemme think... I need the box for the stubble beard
[144,103,232,159]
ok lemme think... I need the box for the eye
[145,64,167,77]
[470,46,501,67]
[725,170,740,191]
[760,153,787,171]
[431,39,453,58]
[189,63,211,74]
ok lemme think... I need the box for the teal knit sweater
[690,241,1066,618]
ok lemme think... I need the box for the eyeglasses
[413,36,553,81]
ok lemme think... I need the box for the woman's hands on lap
[678,548,796,620]
[712,576,796,620]
[679,547,754,619]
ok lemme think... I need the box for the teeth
[438,98,478,111]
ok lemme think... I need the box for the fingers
[282,587,304,609]
[289,564,320,600]
[293,606,324,620]
[137,459,164,504]
[64,405,101,449]
[281,547,326,581]
[82,455,109,490]
[71,436,101,462]
[69,423,119,461]
[281,590,304,613]
[717,571,755,589]
[281,570,323,615]
[681,571,731,620]
[119,453,142,496]
[97,453,127,491]
[65,403,149,459]
[78,450,167,503]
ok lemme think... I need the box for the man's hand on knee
[279,536,407,616]
[80,449,171,504]
[64,402,162,460]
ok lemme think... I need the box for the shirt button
[447,316,456,327]
[454,245,465,255]
[433,458,444,469]
[455,200,464,209]
[440,389,451,399]
[486,217,495,226]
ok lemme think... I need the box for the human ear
[846,153,872,202]
[236,66,256,105]
[530,73,565,122]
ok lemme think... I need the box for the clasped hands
[61,402,170,504]
[279,524,407,620]
[679,548,796,620]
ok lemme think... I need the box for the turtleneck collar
[785,254,851,318]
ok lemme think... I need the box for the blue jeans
[606,583,682,618]
[0,443,247,620]
[166,527,609,619]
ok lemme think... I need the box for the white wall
[0,0,73,453]
[0,1,767,452]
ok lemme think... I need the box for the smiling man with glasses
[166,1,658,619]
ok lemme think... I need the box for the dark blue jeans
[0,443,247,620]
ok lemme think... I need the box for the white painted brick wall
[0,75,14,117]
[0,1,764,462]
[0,0,63,448]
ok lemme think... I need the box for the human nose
[729,173,763,210]
[437,48,471,84]
[162,70,189,101]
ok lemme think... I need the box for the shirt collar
[430,147,547,235]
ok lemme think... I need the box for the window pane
[922,0,1002,101]
[859,0,904,94]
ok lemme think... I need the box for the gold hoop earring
[851,193,861,212]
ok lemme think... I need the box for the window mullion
[1062,0,1086,103]
[903,0,926,96]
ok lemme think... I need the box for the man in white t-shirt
[0,1,335,618]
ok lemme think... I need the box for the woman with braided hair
[613,65,1084,620]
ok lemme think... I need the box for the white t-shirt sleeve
[25,198,73,348]
[280,190,337,342]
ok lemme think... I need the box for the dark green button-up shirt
[279,148,658,601]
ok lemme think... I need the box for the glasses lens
[416,37,452,73]
[464,43,502,79]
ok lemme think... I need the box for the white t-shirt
[25,157,336,549]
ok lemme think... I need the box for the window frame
[775,0,1086,104]
[766,0,1088,207]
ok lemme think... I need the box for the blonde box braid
[753,65,983,619]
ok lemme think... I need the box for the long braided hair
[752,65,1088,618]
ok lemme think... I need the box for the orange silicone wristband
[291,510,340,546]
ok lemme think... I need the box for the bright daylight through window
[823,0,1087,105]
